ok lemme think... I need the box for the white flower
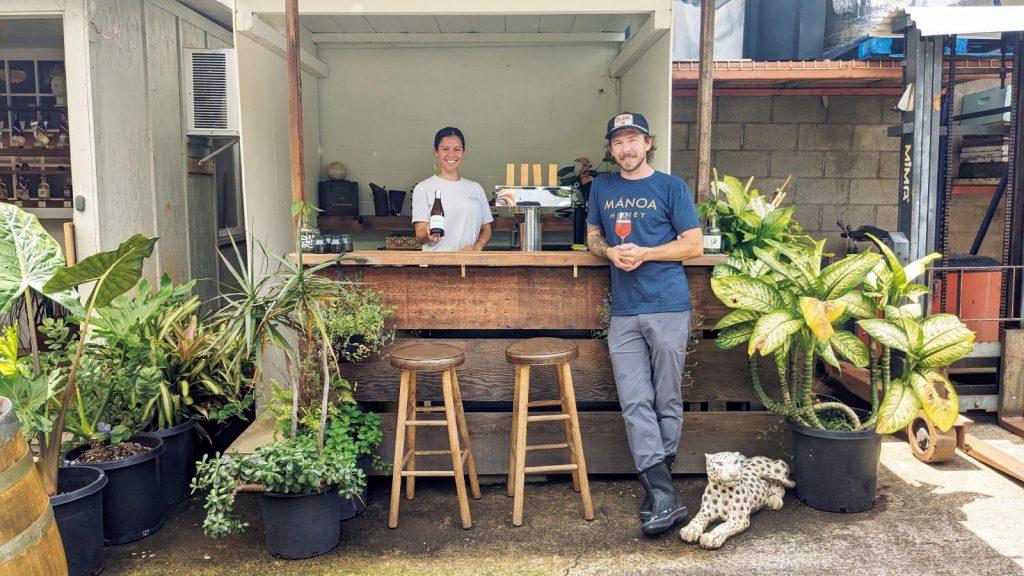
[748,195,774,219]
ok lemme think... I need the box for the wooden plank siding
[346,338,775,404]
[323,264,729,329]
[373,412,788,475]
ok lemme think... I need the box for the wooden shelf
[0,147,71,158]
[0,168,71,175]
[318,214,574,234]
[952,184,999,196]
[0,202,72,219]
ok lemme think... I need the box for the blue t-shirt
[587,171,700,316]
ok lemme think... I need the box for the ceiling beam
[311,32,624,45]
[239,14,328,78]
[237,0,667,16]
[608,9,670,77]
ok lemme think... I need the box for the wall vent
[185,49,238,136]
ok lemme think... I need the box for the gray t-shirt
[411,175,494,251]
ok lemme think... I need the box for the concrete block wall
[670,95,901,254]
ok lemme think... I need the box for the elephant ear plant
[711,237,975,433]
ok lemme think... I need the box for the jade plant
[711,236,975,433]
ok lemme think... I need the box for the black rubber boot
[638,460,688,536]
[639,454,675,523]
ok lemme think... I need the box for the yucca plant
[711,236,975,433]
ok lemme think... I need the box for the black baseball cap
[605,112,650,140]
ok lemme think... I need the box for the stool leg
[406,371,417,500]
[449,369,481,500]
[443,369,472,529]
[557,363,581,493]
[559,362,594,521]
[389,370,412,529]
[512,365,530,527]
[507,364,523,497]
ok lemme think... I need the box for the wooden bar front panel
[348,338,775,403]
[327,265,727,330]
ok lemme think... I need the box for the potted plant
[697,173,809,259]
[710,234,975,512]
[191,201,366,559]
[321,281,395,363]
[0,205,153,572]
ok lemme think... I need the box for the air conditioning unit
[185,48,239,137]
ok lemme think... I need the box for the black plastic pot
[150,420,196,506]
[51,466,107,576]
[790,421,881,513]
[66,434,166,544]
[340,455,370,520]
[198,402,257,457]
[259,487,342,559]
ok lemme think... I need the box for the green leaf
[858,318,911,353]
[818,251,882,300]
[0,325,16,377]
[715,322,754,350]
[43,234,158,308]
[918,314,975,368]
[876,378,921,434]
[831,330,869,368]
[747,311,803,356]
[714,309,761,330]
[752,245,812,293]
[719,176,748,212]
[903,283,930,302]
[816,338,841,369]
[760,206,793,239]
[903,253,940,283]
[0,203,80,315]
[867,234,907,296]
[799,297,847,341]
[839,291,876,319]
[711,276,784,313]
[909,370,959,432]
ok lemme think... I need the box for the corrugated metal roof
[906,6,1024,36]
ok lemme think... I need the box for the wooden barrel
[0,397,68,576]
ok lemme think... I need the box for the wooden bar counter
[287,251,786,474]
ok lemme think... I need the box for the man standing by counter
[586,112,703,537]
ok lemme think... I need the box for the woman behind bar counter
[412,127,494,251]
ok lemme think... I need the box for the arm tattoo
[587,224,609,257]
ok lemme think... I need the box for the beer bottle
[429,190,445,236]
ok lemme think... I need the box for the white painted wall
[235,32,321,258]
[315,43,620,215]
[620,32,672,173]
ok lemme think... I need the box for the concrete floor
[104,423,1024,576]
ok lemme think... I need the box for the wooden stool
[505,338,594,526]
[388,343,481,529]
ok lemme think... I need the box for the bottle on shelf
[11,115,25,147]
[703,213,722,255]
[62,178,72,200]
[37,175,51,200]
[0,180,9,201]
[429,189,445,237]
[15,175,29,202]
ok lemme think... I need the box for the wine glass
[614,212,632,245]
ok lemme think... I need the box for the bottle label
[703,234,721,250]
[429,214,445,232]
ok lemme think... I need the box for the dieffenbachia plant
[710,236,974,433]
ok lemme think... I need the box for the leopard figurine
[679,452,795,549]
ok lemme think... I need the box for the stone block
[713,150,770,177]
[876,205,898,230]
[672,97,699,123]
[854,124,899,151]
[772,96,827,123]
[795,178,849,205]
[827,96,882,124]
[825,151,879,178]
[879,152,901,179]
[671,149,698,180]
[799,124,854,150]
[793,203,823,231]
[849,178,899,205]
[832,204,877,230]
[671,122,688,151]
[770,150,824,177]
[717,96,771,123]
[691,123,743,151]
[743,124,798,150]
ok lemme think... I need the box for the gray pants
[608,311,691,472]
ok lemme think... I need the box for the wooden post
[286,0,305,231]
[999,330,1024,436]
[695,0,715,203]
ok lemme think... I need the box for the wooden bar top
[297,250,726,268]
